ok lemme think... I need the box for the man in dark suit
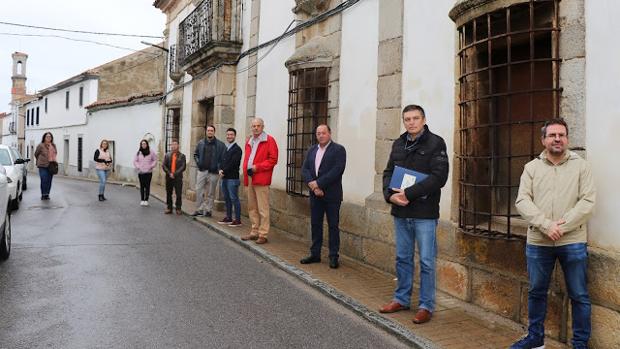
[300,125,347,268]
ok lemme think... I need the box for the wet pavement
[0,175,408,349]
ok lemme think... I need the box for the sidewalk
[148,182,568,349]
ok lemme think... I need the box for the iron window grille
[169,44,180,76]
[77,137,83,172]
[286,67,329,197]
[165,108,181,153]
[457,0,561,239]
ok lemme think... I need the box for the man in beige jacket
[510,118,595,349]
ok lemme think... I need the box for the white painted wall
[254,0,296,191]
[87,101,163,180]
[402,0,457,218]
[0,115,15,147]
[233,0,252,145]
[27,78,98,130]
[338,0,379,204]
[585,0,620,251]
[166,2,196,158]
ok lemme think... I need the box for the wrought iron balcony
[177,0,242,75]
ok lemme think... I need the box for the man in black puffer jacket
[378,104,449,325]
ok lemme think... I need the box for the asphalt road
[0,175,407,349]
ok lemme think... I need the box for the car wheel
[0,208,10,261]
[22,176,27,191]
[10,196,19,211]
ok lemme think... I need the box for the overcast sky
[0,0,166,111]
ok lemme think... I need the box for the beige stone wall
[95,46,166,102]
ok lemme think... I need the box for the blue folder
[389,165,429,190]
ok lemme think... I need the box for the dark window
[45,97,48,113]
[286,67,330,196]
[79,86,84,107]
[165,108,180,152]
[26,109,30,126]
[77,137,83,172]
[36,107,39,125]
[65,91,70,109]
[457,0,560,239]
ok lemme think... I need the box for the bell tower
[11,52,28,102]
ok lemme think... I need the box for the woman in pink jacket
[133,139,157,206]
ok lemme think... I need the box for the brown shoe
[255,237,268,244]
[412,309,432,324]
[176,208,182,215]
[164,208,172,214]
[379,301,410,314]
[241,233,258,241]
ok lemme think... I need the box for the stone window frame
[286,67,330,197]
[455,0,561,239]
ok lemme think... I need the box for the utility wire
[235,19,295,75]
[0,32,160,55]
[0,20,163,39]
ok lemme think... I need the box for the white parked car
[0,166,11,260]
[0,144,27,211]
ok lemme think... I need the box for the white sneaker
[140,201,146,206]
[144,201,149,206]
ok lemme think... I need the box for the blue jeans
[38,167,53,196]
[96,169,109,195]
[526,243,591,347]
[393,217,437,311]
[221,179,241,221]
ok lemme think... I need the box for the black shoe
[329,257,339,269]
[98,194,104,201]
[300,255,321,264]
[204,211,212,217]
[102,195,107,201]
[191,210,204,217]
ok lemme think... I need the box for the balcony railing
[8,122,16,134]
[177,0,242,73]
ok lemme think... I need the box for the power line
[0,32,160,55]
[0,20,163,39]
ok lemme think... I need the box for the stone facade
[94,47,166,102]
[151,0,620,347]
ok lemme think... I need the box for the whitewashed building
[152,0,618,347]
[23,47,166,182]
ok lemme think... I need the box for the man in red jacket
[240,117,278,244]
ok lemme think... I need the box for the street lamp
[140,41,169,52]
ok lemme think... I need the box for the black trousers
[165,177,183,209]
[138,173,153,201]
[310,197,341,259]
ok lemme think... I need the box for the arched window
[16,61,23,75]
